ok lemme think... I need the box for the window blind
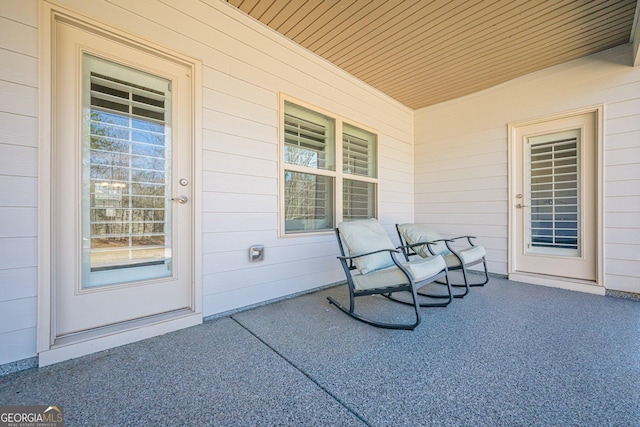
[529,138,579,250]
[89,72,169,269]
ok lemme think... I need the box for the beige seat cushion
[352,255,445,291]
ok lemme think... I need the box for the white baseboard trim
[39,311,202,367]
[508,272,605,296]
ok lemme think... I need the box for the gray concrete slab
[1,276,639,426]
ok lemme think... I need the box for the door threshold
[508,272,604,295]
[39,309,201,367]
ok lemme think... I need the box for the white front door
[52,21,195,340]
[511,111,599,287]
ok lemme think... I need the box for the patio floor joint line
[231,316,372,426]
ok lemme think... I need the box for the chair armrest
[446,236,478,247]
[337,248,400,261]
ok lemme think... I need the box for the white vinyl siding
[0,1,39,366]
[414,43,640,293]
[0,0,413,368]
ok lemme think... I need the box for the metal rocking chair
[396,223,489,299]
[327,219,452,330]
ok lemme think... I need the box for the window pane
[343,123,377,178]
[284,102,335,171]
[343,179,376,220]
[284,171,334,233]
[83,54,172,288]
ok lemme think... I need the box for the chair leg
[327,293,421,330]
[468,259,490,287]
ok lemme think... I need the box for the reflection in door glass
[82,54,172,288]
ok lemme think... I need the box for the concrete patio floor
[1,276,639,426]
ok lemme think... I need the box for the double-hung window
[282,98,378,234]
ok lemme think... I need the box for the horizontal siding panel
[0,16,37,56]
[606,114,640,135]
[203,268,343,316]
[202,109,278,142]
[604,212,640,228]
[604,163,639,181]
[605,259,640,277]
[202,66,275,108]
[202,171,277,195]
[0,297,36,334]
[0,112,37,147]
[0,238,37,270]
[203,229,277,254]
[0,80,37,117]
[606,196,640,212]
[202,150,277,177]
[0,0,38,25]
[0,328,36,365]
[203,87,277,126]
[0,176,37,207]
[0,267,37,301]
[202,212,277,233]
[0,143,37,177]
[605,180,640,197]
[605,146,640,166]
[606,97,640,119]
[415,200,505,214]
[605,243,640,261]
[605,130,640,151]
[605,274,640,293]
[202,129,277,160]
[0,48,38,87]
[202,192,276,213]
[605,224,640,242]
[0,208,37,237]
[203,243,337,279]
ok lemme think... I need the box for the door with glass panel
[513,112,597,281]
[54,22,193,337]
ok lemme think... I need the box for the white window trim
[278,94,380,237]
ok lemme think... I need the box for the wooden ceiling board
[367,1,635,90]
[355,0,595,83]
[225,0,638,109]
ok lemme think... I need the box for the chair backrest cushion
[338,219,396,274]
[397,223,450,257]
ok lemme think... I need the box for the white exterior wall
[414,44,640,293]
[0,0,414,367]
[0,2,39,366]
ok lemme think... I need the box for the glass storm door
[513,112,597,282]
[54,22,193,338]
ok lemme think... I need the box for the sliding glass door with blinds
[52,18,196,341]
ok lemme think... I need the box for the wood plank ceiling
[226,0,638,109]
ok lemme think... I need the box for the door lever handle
[171,195,188,204]
[515,203,528,208]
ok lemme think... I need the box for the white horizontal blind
[529,136,579,251]
[343,132,372,176]
[87,69,170,275]
[343,179,375,220]
[284,110,332,170]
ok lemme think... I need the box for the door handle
[171,195,188,204]
[515,203,528,209]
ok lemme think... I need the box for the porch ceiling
[226,0,638,109]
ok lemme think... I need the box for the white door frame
[508,106,604,294]
[38,2,203,366]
